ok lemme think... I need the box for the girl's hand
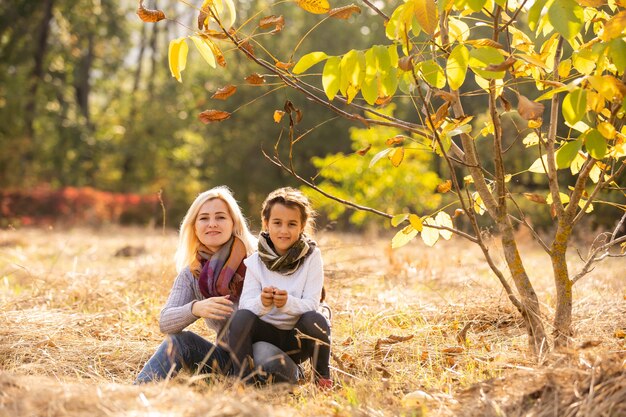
[273,289,288,308]
[261,286,275,307]
[192,296,234,320]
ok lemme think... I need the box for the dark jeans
[135,331,230,384]
[228,309,331,379]
[135,332,301,384]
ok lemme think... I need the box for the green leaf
[391,214,409,227]
[340,50,366,103]
[293,51,329,74]
[608,39,626,73]
[562,88,587,126]
[466,0,487,12]
[190,36,216,69]
[409,214,423,232]
[446,45,469,91]
[392,225,418,249]
[556,139,582,169]
[419,60,446,88]
[381,67,398,98]
[528,0,548,32]
[168,37,189,82]
[322,56,341,100]
[548,0,583,41]
[421,217,439,246]
[469,47,505,79]
[584,129,607,160]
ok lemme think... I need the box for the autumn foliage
[0,185,160,227]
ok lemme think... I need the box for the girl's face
[266,203,304,255]
[195,198,234,252]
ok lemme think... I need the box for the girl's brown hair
[261,187,315,234]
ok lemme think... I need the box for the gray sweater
[159,267,236,337]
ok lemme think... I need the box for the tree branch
[360,0,389,21]
[572,234,626,284]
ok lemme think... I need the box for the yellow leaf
[389,147,404,167]
[190,36,216,68]
[435,211,453,240]
[414,0,438,36]
[597,122,616,139]
[409,214,423,232]
[421,217,439,246]
[168,37,188,82]
[273,110,285,123]
[296,0,330,14]
[392,225,418,249]
[600,11,626,41]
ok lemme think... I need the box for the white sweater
[239,248,324,330]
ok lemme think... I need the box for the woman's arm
[278,249,323,316]
[159,269,199,334]
[239,258,273,316]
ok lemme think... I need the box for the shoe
[316,377,333,389]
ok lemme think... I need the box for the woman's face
[195,198,234,252]
[266,203,304,255]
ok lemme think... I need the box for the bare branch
[360,0,389,21]
[572,234,626,284]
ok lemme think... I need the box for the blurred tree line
[1,0,621,231]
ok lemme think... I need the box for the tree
[140,0,626,354]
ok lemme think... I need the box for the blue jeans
[135,331,230,384]
[135,332,300,384]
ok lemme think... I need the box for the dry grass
[0,227,624,416]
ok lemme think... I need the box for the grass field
[1,226,624,416]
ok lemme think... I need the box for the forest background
[2,0,623,232]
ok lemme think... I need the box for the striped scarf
[194,236,247,301]
[258,231,316,275]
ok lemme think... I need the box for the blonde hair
[261,187,315,235]
[175,186,256,273]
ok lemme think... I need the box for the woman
[135,186,298,383]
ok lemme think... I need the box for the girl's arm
[159,269,199,334]
[278,249,324,316]
[238,260,273,316]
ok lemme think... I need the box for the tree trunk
[499,216,548,354]
[74,33,94,124]
[551,221,573,347]
[24,0,54,157]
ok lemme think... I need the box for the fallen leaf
[329,4,361,19]
[375,365,391,378]
[245,73,265,85]
[615,329,626,338]
[211,85,237,100]
[198,110,231,124]
[137,0,166,22]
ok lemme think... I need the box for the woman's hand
[191,296,234,320]
[273,289,288,308]
[261,286,275,307]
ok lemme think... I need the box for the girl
[136,186,296,383]
[228,187,332,388]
